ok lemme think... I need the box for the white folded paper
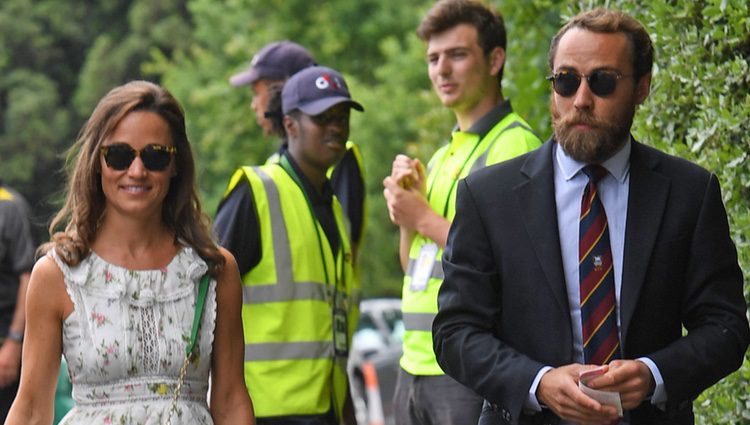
[579,366,623,417]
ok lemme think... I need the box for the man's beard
[550,95,635,163]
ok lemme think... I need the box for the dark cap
[229,41,316,87]
[282,66,364,115]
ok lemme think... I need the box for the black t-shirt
[329,146,364,247]
[0,184,35,335]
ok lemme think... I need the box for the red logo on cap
[315,74,341,90]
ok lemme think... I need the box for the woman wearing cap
[6,81,254,425]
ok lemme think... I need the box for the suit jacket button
[502,409,511,421]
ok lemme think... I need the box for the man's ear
[635,72,652,105]
[488,47,506,77]
[283,115,297,139]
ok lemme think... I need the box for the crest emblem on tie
[593,255,603,270]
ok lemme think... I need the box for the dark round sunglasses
[100,143,177,171]
[546,69,630,98]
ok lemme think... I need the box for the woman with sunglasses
[6,81,255,425]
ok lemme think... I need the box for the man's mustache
[557,111,607,129]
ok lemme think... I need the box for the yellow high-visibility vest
[400,113,541,375]
[226,163,360,418]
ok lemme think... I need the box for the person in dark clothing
[0,181,34,423]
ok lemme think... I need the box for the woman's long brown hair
[40,81,225,276]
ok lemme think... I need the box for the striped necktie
[579,165,621,365]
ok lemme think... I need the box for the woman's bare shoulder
[28,254,72,316]
[30,254,65,282]
[215,247,241,298]
[218,247,238,271]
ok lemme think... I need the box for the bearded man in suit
[433,8,750,425]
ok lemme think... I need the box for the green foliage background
[0,0,747,421]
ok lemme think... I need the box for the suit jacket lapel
[619,140,670,348]
[515,141,570,317]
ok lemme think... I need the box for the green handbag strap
[166,269,213,425]
[186,272,211,356]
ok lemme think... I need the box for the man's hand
[585,359,654,410]
[537,364,620,425]
[383,175,433,230]
[0,340,22,388]
[389,154,425,192]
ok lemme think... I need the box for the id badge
[333,308,349,357]
[410,243,438,292]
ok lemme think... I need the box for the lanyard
[278,156,344,298]
[426,134,484,217]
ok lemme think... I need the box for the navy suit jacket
[433,139,749,425]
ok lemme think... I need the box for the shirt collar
[555,135,631,183]
[281,151,334,204]
[452,100,513,139]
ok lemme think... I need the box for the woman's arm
[6,256,69,424]
[209,248,255,424]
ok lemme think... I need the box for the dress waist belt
[72,376,208,406]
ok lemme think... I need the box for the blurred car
[348,298,403,425]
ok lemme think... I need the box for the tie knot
[582,165,608,184]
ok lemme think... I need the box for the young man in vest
[382,1,542,424]
[225,41,367,256]
[216,65,363,425]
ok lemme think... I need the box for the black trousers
[257,409,337,425]
[0,371,19,423]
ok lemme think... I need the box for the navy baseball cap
[282,66,364,115]
[229,41,316,87]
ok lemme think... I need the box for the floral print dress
[52,247,217,425]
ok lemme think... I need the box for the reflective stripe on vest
[252,167,294,287]
[245,341,334,361]
[243,280,326,303]
[403,312,435,332]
